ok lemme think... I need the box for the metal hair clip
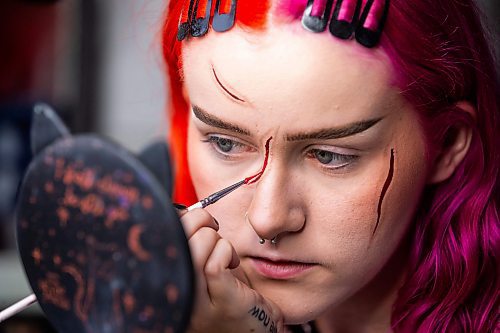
[212,0,238,32]
[301,0,389,48]
[355,0,390,48]
[329,0,362,39]
[177,0,195,40]
[177,0,237,40]
[301,0,335,33]
[191,0,213,37]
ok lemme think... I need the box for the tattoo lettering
[248,306,277,333]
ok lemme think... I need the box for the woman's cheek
[186,122,236,200]
[306,151,409,261]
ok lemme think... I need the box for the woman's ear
[427,101,476,184]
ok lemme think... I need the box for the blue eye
[308,149,358,169]
[202,135,249,156]
[213,137,235,152]
[314,150,335,164]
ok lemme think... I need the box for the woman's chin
[255,286,328,325]
[280,302,322,325]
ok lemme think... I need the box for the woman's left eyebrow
[285,117,383,141]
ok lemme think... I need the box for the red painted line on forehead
[244,137,273,184]
[212,67,245,102]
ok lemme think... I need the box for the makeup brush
[0,294,37,323]
[187,136,272,211]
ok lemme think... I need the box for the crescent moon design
[127,225,151,261]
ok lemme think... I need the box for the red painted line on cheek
[244,137,273,185]
[374,148,395,236]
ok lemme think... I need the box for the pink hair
[162,0,499,331]
[378,1,499,331]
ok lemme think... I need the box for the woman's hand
[178,207,284,333]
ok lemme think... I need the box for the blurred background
[0,0,498,332]
[0,0,167,332]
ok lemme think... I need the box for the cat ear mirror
[14,104,193,333]
[137,141,174,198]
[31,103,70,155]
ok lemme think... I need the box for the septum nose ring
[245,212,278,245]
[259,237,277,245]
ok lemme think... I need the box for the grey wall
[95,0,168,152]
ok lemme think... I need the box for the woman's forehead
[182,25,396,123]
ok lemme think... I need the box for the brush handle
[0,294,37,323]
[186,179,245,212]
[187,201,203,212]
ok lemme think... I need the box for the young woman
[162,0,499,331]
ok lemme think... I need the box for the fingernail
[173,203,187,210]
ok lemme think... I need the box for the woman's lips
[249,256,317,280]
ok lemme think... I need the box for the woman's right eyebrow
[192,105,251,135]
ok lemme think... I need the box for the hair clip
[177,0,195,41]
[301,0,335,33]
[190,0,213,37]
[329,0,362,39]
[212,0,237,32]
[300,0,389,47]
[355,0,389,48]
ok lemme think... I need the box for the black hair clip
[355,0,390,48]
[301,0,335,33]
[177,0,237,40]
[212,0,237,32]
[177,0,195,41]
[329,0,362,39]
[191,0,213,37]
[300,0,389,47]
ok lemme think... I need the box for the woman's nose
[245,162,305,242]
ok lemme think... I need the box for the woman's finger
[204,238,243,306]
[173,203,188,217]
[180,208,219,239]
[204,239,284,332]
[189,226,221,271]
[187,226,221,323]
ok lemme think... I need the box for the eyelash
[201,135,253,160]
[306,149,359,171]
[201,135,359,171]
